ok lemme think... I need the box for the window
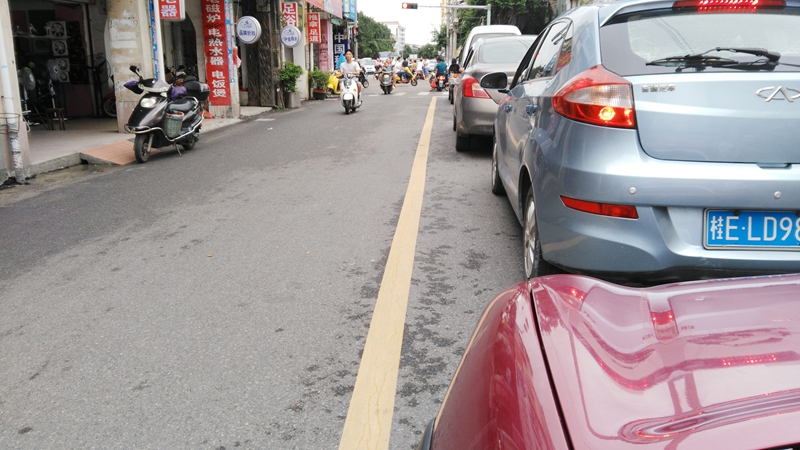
[525,21,570,81]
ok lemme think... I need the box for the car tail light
[552,65,635,128]
[461,75,491,99]
[673,0,785,11]
[561,196,639,219]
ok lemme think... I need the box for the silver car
[483,0,800,283]
[452,36,536,152]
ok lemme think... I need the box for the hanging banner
[318,20,329,70]
[343,0,356,21]
[282,2,299,27]
[202,0,231,106]
[307,12,321,44]
[333,29,348,69]
[159,0,186,21]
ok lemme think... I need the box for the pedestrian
[422,57,429,77]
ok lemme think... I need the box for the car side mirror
[480,72,509,93]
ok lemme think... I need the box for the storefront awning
[306,0,343,19]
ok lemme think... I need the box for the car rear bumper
[456,97,497,136]
[531,117,800,282]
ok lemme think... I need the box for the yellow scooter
[326,70,342,96]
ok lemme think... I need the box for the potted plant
[309,69,330,100]
[279,61,303,108]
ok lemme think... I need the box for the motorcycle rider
[381,56,396,90]
[431,56,449,90]
[394,57,405,84]
[339,49,363,104]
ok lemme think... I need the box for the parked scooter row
[123,65,209,163]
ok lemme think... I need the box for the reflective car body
[418,273,800,450]
[360,58,377,74]
[485,0,800,283]
[453,36,536,151]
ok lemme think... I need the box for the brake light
[461,75,491,99]
[673,0,785,11]
[561,196,639,219]
[552,65,635,128]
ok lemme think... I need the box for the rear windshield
[479,40,534,64]
[601,9,800,75]
[363,59,376,66]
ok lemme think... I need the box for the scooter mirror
[129,65,140,75]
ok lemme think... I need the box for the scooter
[433,73,447,92]
[340,73,361,115]
[396,68,418,86]
[358,68,370,89]
[379,69,393,95]
[123,65,208,163]
[448,73,459,104]
[327,70,342,97]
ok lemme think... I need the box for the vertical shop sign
[202,0,231,105]
[343,0,356,21]
[333,30,348,69]
[307,12,321,44]
[159,0,185,20]
[318,20,329,70]
[225,0,235,84]
[148,0,161,79]
[282,2,298,27]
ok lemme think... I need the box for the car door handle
[504,104,512,113]
[526,103,538,116]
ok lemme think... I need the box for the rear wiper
[647,47,781,67]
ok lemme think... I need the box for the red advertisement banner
[159,0,185,21]
[307,12,321,44]
[282,2,299,28]
[202,0,230,106]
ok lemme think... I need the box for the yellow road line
[338,98,437,450]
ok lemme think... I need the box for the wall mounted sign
[236,16,261,44]
[307,12,321,44]
[203,0,231,106]
[159,0,186,21]
[282,2,299,27]
[280,26,302,47]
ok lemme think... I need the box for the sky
[357,0,444,46]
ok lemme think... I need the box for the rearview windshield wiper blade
[647,47,781,67]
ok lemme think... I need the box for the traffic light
[401,2,418,9]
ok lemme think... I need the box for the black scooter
[123,65,209,163]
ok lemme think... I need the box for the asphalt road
[0,81,523,449]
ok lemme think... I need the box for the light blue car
[482,0,800,283]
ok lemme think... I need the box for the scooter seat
[168,98,194,113]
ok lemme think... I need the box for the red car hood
[534,274,800,449]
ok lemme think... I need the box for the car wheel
[523,187,557,278]
[455,134,470,152]
[448,90,453,104]
[452,115,456,132]
[491,139,505,196]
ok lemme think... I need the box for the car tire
[491,139,505,196]
[452,115,456,132]
[523,187,558,278]
[448,90,453,104]
[455,134,470,152]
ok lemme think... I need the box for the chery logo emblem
[756,86,800,102]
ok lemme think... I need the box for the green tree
[356,12,395,58]
[417,43,439,59]
[432,24,447,49]
[456,0,553,46]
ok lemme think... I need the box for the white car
[360,58,377,74]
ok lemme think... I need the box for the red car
[418,274,800,449]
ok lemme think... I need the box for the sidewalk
[24,106,271,176]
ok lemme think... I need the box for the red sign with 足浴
[159,0,185,20]
[307,12,321,44]
[282,2,299,27]
[202,0,230,106]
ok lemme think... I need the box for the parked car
[457,24,522,67]
[417,273,800,450]
[482,0,800,283]
[452,35,536,152]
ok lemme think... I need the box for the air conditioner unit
[45,21,67,38]
[14,36,54,56]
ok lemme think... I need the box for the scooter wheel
[362,80,369,88]
[344,100,352,115]
[411,78,418,86]
[134,133,153,163]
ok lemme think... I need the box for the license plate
[705,210,800,250]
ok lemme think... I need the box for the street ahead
[0,82,523,449]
